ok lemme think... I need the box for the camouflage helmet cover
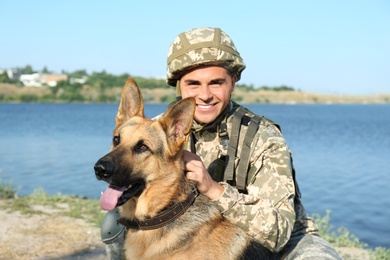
[166,27,246,86]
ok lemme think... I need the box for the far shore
[1,83,389,104]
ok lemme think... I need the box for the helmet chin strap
[176,81,182,101]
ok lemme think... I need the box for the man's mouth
[197,103,216,110]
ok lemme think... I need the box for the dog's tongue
[100,185,125,211]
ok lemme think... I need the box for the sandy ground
[0,201,106,260]
[0,200,370,260]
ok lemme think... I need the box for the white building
[19,73,43,87]
[19,73,68,87]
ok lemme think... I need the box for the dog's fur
[94,78,278,260]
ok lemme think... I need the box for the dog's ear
[159,97,195,154]
[115,78,145,129]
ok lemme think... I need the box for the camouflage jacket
[183,101,319,252]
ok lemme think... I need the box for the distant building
[42,74,68,87]
[2,68,84,87]
[20,73,43,87]
[6,69,21,79]
[19,73,68,87]
[69,76,88,84]
[0,69,21,80]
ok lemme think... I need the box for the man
[102,27,342,259]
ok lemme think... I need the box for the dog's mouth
[100,183,144,211]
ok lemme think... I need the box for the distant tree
[232,96,243,102]
[69,69,89,78]
[41,66,50,74]
[20,94,38,102]
[0,72,8,83]
[0,71,19,84]
[133,77,169,89]
[86,70,121,88]
[236,83,255,91]
[259,85,270,90]
[277,85,295,91]
[160,95,175,103]
[19,65,35,74]
[259,85,295,91]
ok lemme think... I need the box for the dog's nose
[94,160,114,181]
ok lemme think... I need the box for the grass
[1,180,389,259]
[0,179,17,199]
[0,180,105,227]
[312,210,390,259]
[312,210,366,248]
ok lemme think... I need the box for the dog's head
[94,78,195,219]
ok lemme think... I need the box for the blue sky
[1,0,389,94]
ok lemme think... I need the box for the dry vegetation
[0,83,52,98]
[232,87,390,104]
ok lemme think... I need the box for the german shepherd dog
[94,78,278,260]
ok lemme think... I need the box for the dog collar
[117,188,199,230]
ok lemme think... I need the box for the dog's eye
[135,141,149,153]
[113,135,120,146]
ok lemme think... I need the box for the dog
[94,78,278,260]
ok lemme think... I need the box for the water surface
[0,103,389,248]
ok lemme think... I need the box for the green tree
[69,69,88,78]
[41,66,50,74]
[0,72,9,83]
[19,65,35,74]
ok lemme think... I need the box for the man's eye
[113,135,120,146]
[210,80,224,87]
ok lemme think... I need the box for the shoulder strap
[219,106,301,198]
[236,114,262,191]
[224,107,246,182]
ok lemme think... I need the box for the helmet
[166,27,246,86]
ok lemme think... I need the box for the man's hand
[183,150,224,200]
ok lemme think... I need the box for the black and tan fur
[94,78,278,260]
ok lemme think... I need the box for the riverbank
[0,202,370,260]
[1,187,388,259]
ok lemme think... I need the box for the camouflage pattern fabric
[166,27,246,86]
[186,101,340,259]
[279,234,342,259]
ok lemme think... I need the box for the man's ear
[115,78,145,130]
[159,97,195,155]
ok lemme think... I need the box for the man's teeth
[198,104,213,109]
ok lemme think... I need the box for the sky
[0,0,389,95]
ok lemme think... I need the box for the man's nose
[197,85,212,101]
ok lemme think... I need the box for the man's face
[179,66,235,124]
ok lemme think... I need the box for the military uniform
[184,100,341,258]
